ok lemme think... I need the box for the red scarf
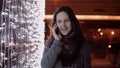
[62,32,75,50]
[59,32,79,66]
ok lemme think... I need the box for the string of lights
[0,0,45,68]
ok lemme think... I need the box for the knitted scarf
[58,32,80,67]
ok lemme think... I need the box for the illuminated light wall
[0,0,45,68]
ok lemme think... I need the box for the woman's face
[56,11,72,35]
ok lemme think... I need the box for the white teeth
[61,27,67,31]
[62,28,67,31]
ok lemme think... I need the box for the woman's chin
[61,32,69,36]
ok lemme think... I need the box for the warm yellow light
[100,32,103,36]
[98,28,101,32]
[108,45,111,48]
[111,31,115,35]
[45,15,120,20]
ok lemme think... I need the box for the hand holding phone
[52,24,62,41]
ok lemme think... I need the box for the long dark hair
[47,6,86,46]
[46,6,87,66]
[53,6,86,45]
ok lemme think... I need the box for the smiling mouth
[61,28,68,31]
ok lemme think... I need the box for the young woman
[41,6,91,68]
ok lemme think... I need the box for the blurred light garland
[0,0,45,68]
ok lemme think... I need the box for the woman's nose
[61,21,65,27]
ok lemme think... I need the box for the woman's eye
[57,20,61,23]
[64,19,70,22]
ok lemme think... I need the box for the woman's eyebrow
[65,18,69,20]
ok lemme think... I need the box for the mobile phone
[52,22,59,35]
[55,27,59,35]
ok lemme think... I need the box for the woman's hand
[52,24,62,41]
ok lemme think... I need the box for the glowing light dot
[111,31,115,35]
[108,45,111,48]
[98,28,101,32]
[100,32,103,36]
